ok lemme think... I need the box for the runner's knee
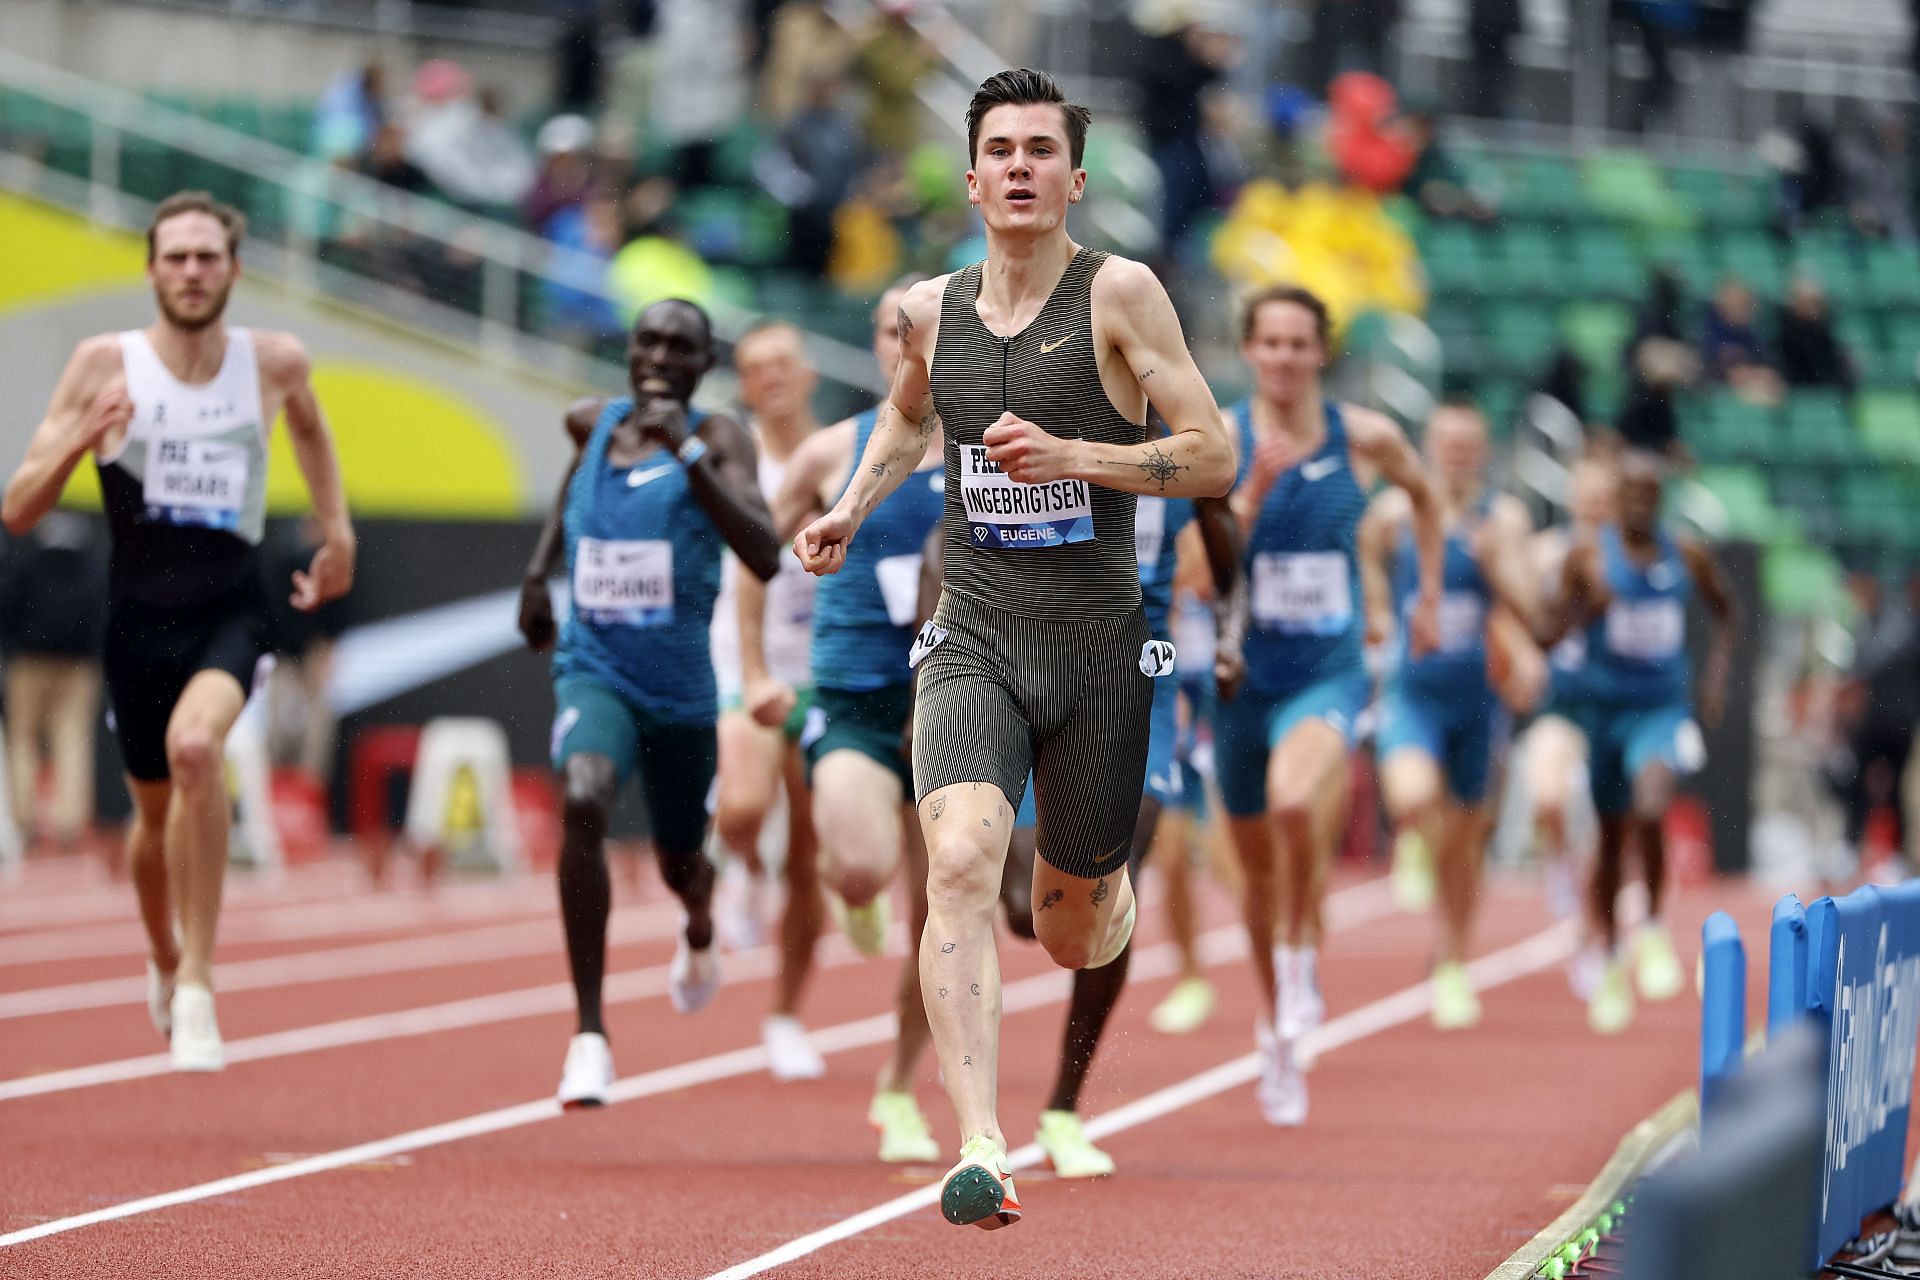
[164,725,221,787]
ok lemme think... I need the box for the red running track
[0,850,1800,1279]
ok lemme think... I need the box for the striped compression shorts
[911,588,1155,880]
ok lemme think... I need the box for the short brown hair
[1240,284,1331,346]
[966,69,1092,169]
[147,191,246,262]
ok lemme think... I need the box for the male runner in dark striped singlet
[795,68,1234,1230]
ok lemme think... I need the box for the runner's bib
[958,444,1094,549]
[1135,496,1167,581]
[1434,591,1485,654]
[143,437,249,530]
[1251,551,1352,634]
[573,537,674,626]
[875,554,924,626]
[1604,598,1684,661]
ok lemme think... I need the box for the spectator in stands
[523,115,598,235]
[1304,0,1402,94]
[850,1,938,159]
[1611,0,1694,134]
[0,513,107,854]
[541,188,627,353]
[652,0,750,186]
[1840,106,1917,242]
[408,83,537,211]
[1701,277,1784,404]
[1131,0,1240,259]
[607,177,716,320]
[1465,0,1523,122]
[360,122,433,196]
[1776,275,1857,394]
[757,0,853,126]
[1401,105,1494,222]
[552,0,604,115]
[757,68,865,277]
[1613,267,1700,457]
[313,61,386,162]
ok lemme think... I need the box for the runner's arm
[820,281,943,534]
[265,334,355,610]
[773,419,855,540]
[1356,490,1406,648]
[1192,495,1240,600]
[1535,539,1601,650]
[1476,495,1539,633]
[3,337,124,536]
[1680,536,1740,729]
[517,400,601,652]
[1350,409,1442,653]
[670,410,782,582]
[995,259,1233,498]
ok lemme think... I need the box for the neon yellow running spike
[833,891,890,959]
[1035,1109,1116,1179]
[1149,976,1216,1035]
[1392,830,1436,912]
[868,1090,939,1164]
[1632,922,1685,1002]
[1588,956,1635,1035]
[1430,961,1482,1030]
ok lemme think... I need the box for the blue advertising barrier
[1768,894,1808,1040]
[1803,880,1920,1265]
[1700,911,1746,1128]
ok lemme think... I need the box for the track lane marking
[701,919,1579,1280]
[0,880,1402,1243]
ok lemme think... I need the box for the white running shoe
[669,936,721,1014]
[1568,941,1606,1001]
[557,1032,615,1108]
[1275,945,1325,1041]
[761,1014,826,1081]
[147,958,177,1040]
[169,984,224,1072]
[1255,1026,1308,1127]
[713,857,768,952]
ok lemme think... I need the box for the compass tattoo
[1135,443,1185,492]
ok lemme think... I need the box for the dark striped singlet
[930,247,1146,619]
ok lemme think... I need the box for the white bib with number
[1604,598,1684,661]
[574,537,674,626]
[875,554,924,627]
[1434,591,1486,654]
[1252,552,1352,635]
[958,444,1094,549]
[144,438,250,530]
[1134,496,1167,581]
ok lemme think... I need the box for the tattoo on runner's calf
[1091,878,1110,906]
[931,797,946,821]
[940,942,956,954]
[970,983,981,996]
[1038,889,1063,912]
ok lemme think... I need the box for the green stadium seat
[1569,226,1644,300]
[1857,391,1920,463]
[1764,543,1843,615]
[1486,301,1559,376]
[1560,301,1635,372]
[1702,391,1779,462]
[1426,299,1487,379]
[1716,233,1785,301]
[1583,151,1688,228]
[1864,243,1920,311]
[1667,164,1771,230]
[1496,223,1569,298]
[1780,390,1858,465]
[1417,221,1486,297]
[1499,155,1588,222]
[1692,465,1777,539]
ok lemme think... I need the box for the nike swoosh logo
[1039,333,1076,354]
[627,467,670,488]
[1301,458,1340,482]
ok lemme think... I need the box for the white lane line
[0,902,682,1020]
[0,881,1402,1244]
[701,918,1580,1280]
[0,863,369,933]
[0,880,559,968]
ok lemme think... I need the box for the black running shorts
[911,589,1153,880]
[104,577,270,782]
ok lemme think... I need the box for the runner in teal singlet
[1358,403,1539,1031]
[517,299,781,1108]
[1538,450,1737,1035]
[1215,284,1445,1127]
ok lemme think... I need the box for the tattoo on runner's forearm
[1134,443,1185,492]
[897,306,913,344]
[870,462,887,477]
